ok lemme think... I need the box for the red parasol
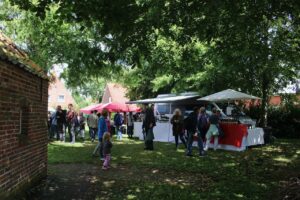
[126,104,142,112]
[97,102,141,112]
[79,103,103,114]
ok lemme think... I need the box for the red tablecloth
[194,123,248,148]
[218,123,248,147]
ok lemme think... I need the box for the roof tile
[107,83,129,103]
[0,31,48,79]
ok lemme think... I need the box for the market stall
[96,102,141,113]
[198,89,264,150]
[128,92,200,142]
[128,90,264,151]
[134,122,172,142]
[79,103,102,114]
[203,122,248,151]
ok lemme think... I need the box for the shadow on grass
[46,137,300,199]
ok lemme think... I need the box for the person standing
[93,109,108,159]
[127,112,134,138]
[87,113,91,139]
[70,112,80,144]
[50,111,58,140]
[78,112,85,140]
[141,106,146,140]
[66,104,75,142]
[48,111,52,139]
[87,110,98,142]
[204,108,220,151]
[143,104,156,150]
[56,105,66,142]
[197,107,208,156]
[185,107,200,156]
[171,109,187,150]
[114,111,123,140]
[105,115,111,134]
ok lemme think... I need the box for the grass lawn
[46,135,300,200]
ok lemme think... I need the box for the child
[102,132,113,170]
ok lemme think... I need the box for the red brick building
[0,32,48,199]
[101,83,129,104]
[48,74,75,110]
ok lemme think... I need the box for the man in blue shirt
[114,111,123,140]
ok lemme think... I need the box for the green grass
[48,135,300,200]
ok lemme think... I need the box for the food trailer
[127,89,265,151]
[128,92,201,142]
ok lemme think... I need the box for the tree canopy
[2,0,300,124]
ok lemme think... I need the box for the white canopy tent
[198,89,261,102]
[127,92,200,143]
[198,89,264,150]
[127,92,200,104]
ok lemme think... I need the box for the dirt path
[26,163,212,200]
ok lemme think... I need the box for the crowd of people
[47,104,136,170]
[47,103,222,169]
[140,104,222,156]
[48,104,85,143]
[171,106,222,157]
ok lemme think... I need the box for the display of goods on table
[193,121,263,151]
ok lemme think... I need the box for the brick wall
[0,60,48,198]
[101,85,111,104]
[48,76,75,110]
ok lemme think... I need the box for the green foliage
[67,76,107,103]
[1,0,114,100]
[3,0,300,125]
[244,104,262,123]
[245,95,300,138]
[120,34,209,99]
[72,93,92,111]
[268,106,300,138]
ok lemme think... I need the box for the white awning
[197,89,261,102]
[127,93,200,104]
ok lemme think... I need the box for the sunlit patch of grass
[127,194,137,199]
[222,163,236,167]
[176,148,185,153]
[234,193,244,198]
[261,146,283,153]
[50,141,87,147]
[273,156,292,163]
[103,180,116,188]
[259,183,267,189]
[121,156,132,159]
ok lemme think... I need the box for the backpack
[114,114,122,126]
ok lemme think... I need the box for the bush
[268,106,300,138]
[245,94,300,139]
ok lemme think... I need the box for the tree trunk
[260,72,270,127]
